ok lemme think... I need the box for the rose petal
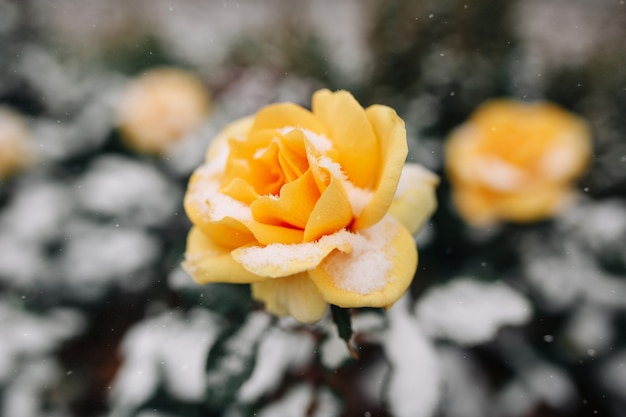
[277,129,309,182]
[353,104,408,230]
[183,226,266,283]
[303,175,353,242]
[226,132,284,196]
[449,187,498,227]
[199,216,257,248]
[389,163,440,235]
[246,222,304,245]
[312,89,379,188]
[309,216,418,308]
[205,116,254,162]
[251,273,328,323]
[452,184,572,226]
[250,169,320,229]
[221,177,260,205]
[231,229,354,278]
[250,103,327,135]
[539,126,591,181]
[184,170,256,247]
[494,185,573,223]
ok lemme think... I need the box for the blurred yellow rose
[445,99,591,226]
[0,107,34,179]
[117,67,211,155]
[183,89,439,323]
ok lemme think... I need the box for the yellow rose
[445,99,591,226]
[0,107,34,179]
[183,89,439,323]
[117,67,211,155]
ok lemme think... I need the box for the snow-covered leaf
[383,296,440,417]
[76,155,180,227]
[256,384,313,417]
[415,278,532,345]
[238,327,315,403]
[205,311,271,411]
[110,309,223,416]
[0,301,83,383]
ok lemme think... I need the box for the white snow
[238,327,315,403]
[322,216,396,294]
[437,347,490,417]
[187,165,253,222]
[76,156,180,227]
[557,198,626,261]
[0,301,83,383]
[0,181,74,243]
[383,296,441,417]
[319,320,351,369]
[522,238,626,310]
[233,228,353,278]
[2,359,62,417]
[0,237,48,289]
[310,387,343,417]
[318,155,372,216]
[110,308,223,413]
[59,222,160,298]
[205,311,271,401]
[301,128,333,154]
[256,384,314,417]
[415,278,532,345]
[496,360,576,417]
[523,364,576,410]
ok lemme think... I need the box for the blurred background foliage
[0,0,625,416]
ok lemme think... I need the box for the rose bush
[445,99,591,227]
[183,89,438,323]
[117,68,211,155]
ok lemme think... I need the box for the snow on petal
[309,215,417,308]
[232,229,354,278]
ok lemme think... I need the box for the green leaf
[330,305,357,358]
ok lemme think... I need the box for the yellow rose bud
[0,107,35,179]
[117,67,211,155]
[445,99,592,226]
[183,89,439,323]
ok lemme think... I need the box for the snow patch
[0,301,83,383]
[238,327,315,403]
[77,156,180,227]
[416,278,532,345]
[256,384,314,417]
[234,228,353,277]
[383,296,441,417]
[110,309,223,413]
[60,223,160,298]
